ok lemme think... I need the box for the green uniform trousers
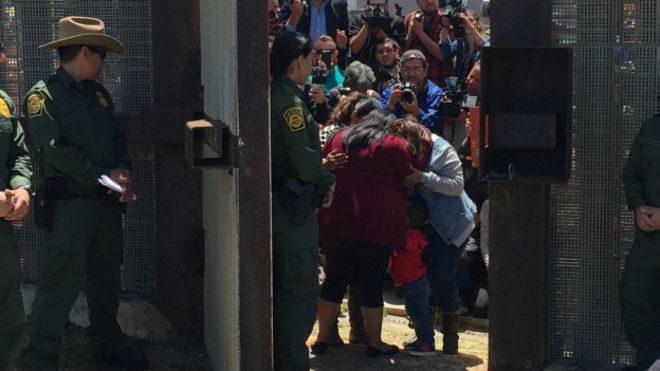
[0,220,25,370]
[26,197,124,369]
[621,231,660,370]
[272,198,319,371]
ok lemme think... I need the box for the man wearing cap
[270,31,335,371]
[23,16,146,370]
[380,49,442,133]
[0,43,33,371]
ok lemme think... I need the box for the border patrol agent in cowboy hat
[23,16,147,371]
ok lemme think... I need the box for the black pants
[320,239,391,308]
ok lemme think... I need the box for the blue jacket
[380,79,443,133]
[416,136,476,245]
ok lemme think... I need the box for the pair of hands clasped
[636,206,660,232]
[0,188,31,221]
[110,168,134,203]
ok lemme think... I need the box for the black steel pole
[488,1,553,370]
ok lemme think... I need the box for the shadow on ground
[17,323,213,371]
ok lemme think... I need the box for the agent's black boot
[441,313,460,355]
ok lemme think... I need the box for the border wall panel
[549,0,659,366]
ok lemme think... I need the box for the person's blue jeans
[403,275,435,348]
[426,229,466,313]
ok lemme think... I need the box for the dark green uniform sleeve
[0,93,32,189]
[106,91,131,171]
[26,92,108,186]
[7,119,32,189]
[281,103,335,186]
[623,130,647,211]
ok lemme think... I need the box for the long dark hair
[341,109,395,150]
[354,97,381,119]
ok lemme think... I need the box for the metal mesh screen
[0,0,153,112]
[0,0,156,296]
[549,0,660,365]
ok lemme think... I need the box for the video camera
[363,0,389,29]
[438,77,467,118]
[437,0,470,118]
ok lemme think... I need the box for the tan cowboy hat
[39,16,124,53]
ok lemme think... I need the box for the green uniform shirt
[271,74,334,188]
[23,67,131,187]
[0,90,32,190]
[623,115,660,212]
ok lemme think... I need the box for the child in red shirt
[390,198,435,356]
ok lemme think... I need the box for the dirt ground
[15,312,487,371]
[309,312,489,371]
[16,324,213,371]
[15,281,489,371]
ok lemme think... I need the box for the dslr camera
[400,82,417,104]
[413,10,424,23]
[439,0,468,38]
[364,0,389,29]
[338,87,352,96]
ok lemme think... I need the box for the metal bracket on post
[184,118,237,168]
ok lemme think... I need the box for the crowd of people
[269,1,490,370]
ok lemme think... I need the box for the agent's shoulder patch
[283,106,305,132]
[96,91,109,107]
[27,93,45,118]
[0,98,11,119]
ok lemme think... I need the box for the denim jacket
[416,135,476,245]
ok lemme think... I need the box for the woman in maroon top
[313,109,414,357]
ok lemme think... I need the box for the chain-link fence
[0,0,156,296]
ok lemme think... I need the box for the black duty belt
[46,177,106,199]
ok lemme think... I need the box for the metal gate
[0,0,156,296]
[549,0,659,365]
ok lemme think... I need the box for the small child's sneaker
[403,338,419,351]
[406,344,436,357]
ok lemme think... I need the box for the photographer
[306,35,347,124]
[348,0,405,65]
[324,60,377,111]
[380,50,442,133]
[371,37,401,93]
[309,35,345,94]
[403,0,453,87]
[439,9,487,81]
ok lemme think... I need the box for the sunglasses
[86,46,107,60]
